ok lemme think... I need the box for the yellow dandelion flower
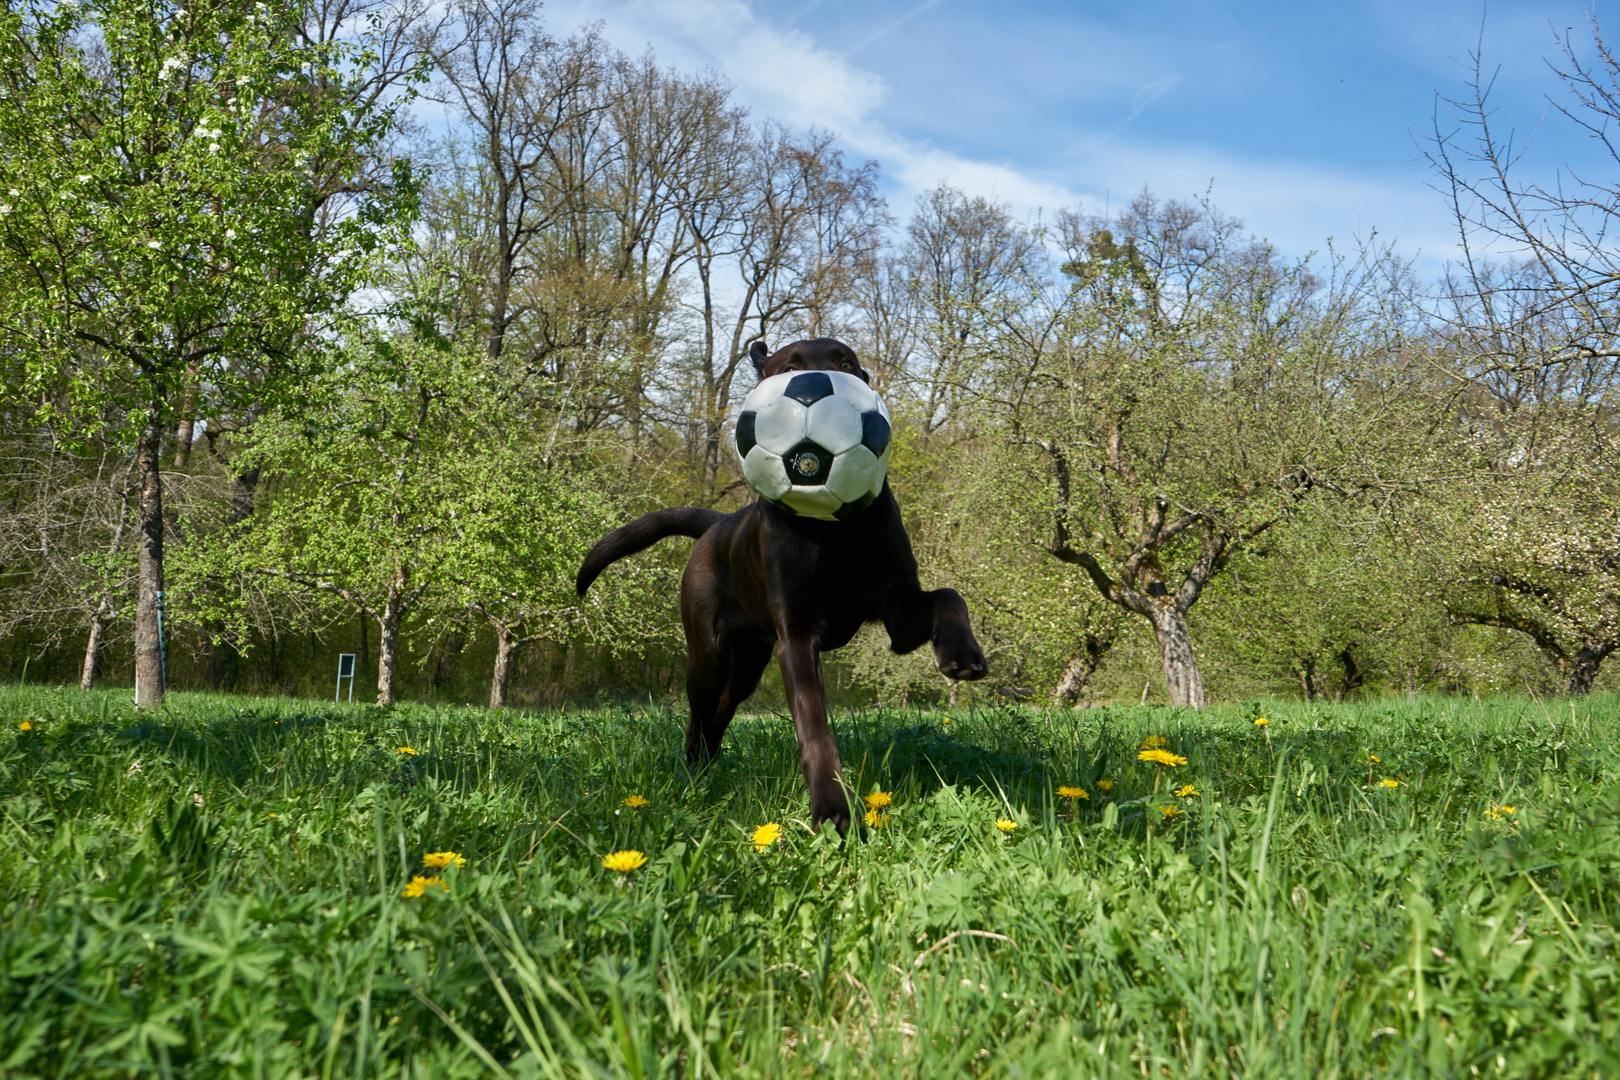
[422,851,466,869]
[863,791,893,810]
[1138,748,1188,767]
[18,721,32,731]
[1056,785,1089,801]
[864,809,890,828]
[601,850,648,873]
[1160,805,1182,820]
[1253,717,1269,727]
[1174,784,1199,798]
[402,875,445,898]
[1139,735,1169,749]
[1484,804,1517,820]
[396,746,417,756]
[1096,780,1115,793]
[994,818,1017,833]
[622,794,650,808]
[1378,778,1398,789]
[266,812,278,818]
[1367,754,1380,763]
[752,823,782,851]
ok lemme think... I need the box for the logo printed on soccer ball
[734,371,891,521]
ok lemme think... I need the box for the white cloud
[541,0,1467,271]
[545,0,1086,219]
[549,0,884,132]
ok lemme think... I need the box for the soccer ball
[734,370,892,520]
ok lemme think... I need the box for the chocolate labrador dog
[575,338,988,832]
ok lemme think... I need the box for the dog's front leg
[777,636,851,834]
[883,586,988,681]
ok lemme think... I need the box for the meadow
[1,685,1617,1078]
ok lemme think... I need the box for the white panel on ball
[835,377,880,414]
[752,397,808,454]
[824,445,881,503]
[742,445,792,499]
[777,487,845,520]
[804,396,864,455]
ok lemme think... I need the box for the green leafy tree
[1421,12,1620,696]
[229,337,480,704]
[945,441,1127,705]
[225,334,643,705]
[985,193,1417,707]
[0,0,419,704]
[1437,418,1620,695]
[430,438,617,709]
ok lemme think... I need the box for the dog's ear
[749,340,769,377]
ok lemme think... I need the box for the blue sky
[541,0,1604,275]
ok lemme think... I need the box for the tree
[987,193,1415,707]
[1429,11,1620,378]
[427,0,606,364]
[1422,13,1620,694]
[894,185,1039,439]
[0,438,136,688]
[0,0,420,705]
[230,337,484,704]
[1434,406,1620,695]
[675,125,887,502]
[431,437,617,708]
[946,441,1127,705]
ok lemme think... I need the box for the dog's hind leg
[883,586,989,682]
[684,633,773,764]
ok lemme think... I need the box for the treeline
[2,0,1618,709]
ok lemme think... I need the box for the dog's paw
[809,785,852,836]
[934,634,988,682]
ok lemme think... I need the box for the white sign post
[335,654,356,703]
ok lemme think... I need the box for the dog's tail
[576,508,726,596]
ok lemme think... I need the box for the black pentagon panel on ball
[784,371,834,407]
[781,439,833,486]
[735,410,757,457]
[832,490,878,521]
[861,411,891,457]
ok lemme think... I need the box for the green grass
[2,686,1617,1078]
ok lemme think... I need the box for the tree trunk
[80,614,107,691]
[1567,641,1615,696]
[134,411,166,708]
[173,416,196,468]
[377,601,401,707]
[172,357,202,468]
[374,556,417,705]
[1297,656,1320,701]
[229,464,262,525]
[1053,630,1116,706]
[1148,603,1205,708]
[359,614,369,688]
[1053,656,1091,705]
[1336,646,1363,701]
[490,624,515,710]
